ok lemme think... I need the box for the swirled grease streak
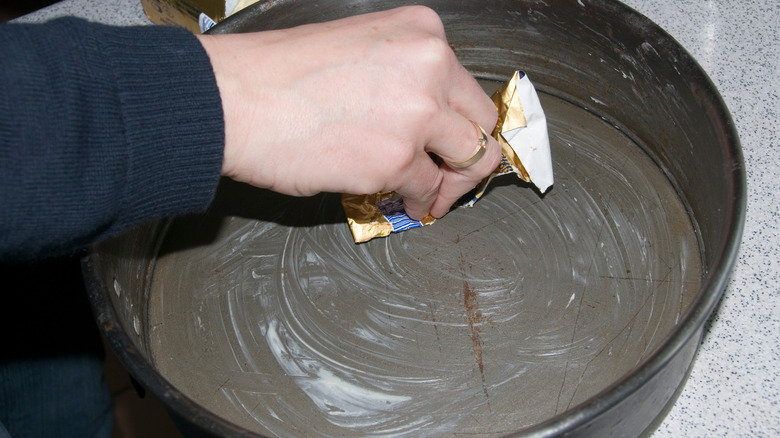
[148,93,701,436]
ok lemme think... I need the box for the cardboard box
[141,0,258,33]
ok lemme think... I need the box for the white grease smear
[565,293,577,309]
[265,319,411,423]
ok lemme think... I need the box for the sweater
[0,17,225,261]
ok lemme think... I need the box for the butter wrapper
[342,71,553,243]
[341,192,436,243]
[465,70,554,205]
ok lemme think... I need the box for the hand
[197,5,501,220]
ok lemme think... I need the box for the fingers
[410,50,501,219]
[429,142,501,218]
[400,111,502,221]
[365,10,502,221]
[444,63,499,138]
[426,111,495,168]
[398,155,444,220]
[428,116,502,218]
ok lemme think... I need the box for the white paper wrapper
[499,72,554,193]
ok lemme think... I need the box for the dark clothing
[0,18,228,437]
[0,255,114,438]
[0,17,225,261]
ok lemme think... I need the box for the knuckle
[398,5,444,33]
[413,95,443,121]
[416,35,453,69]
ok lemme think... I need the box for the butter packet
[342,71,553,243]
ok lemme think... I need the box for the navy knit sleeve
[0,18,225,261]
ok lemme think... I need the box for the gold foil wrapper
[342,70,550,243]
[342,192,435,243]
[469,70,532,203]
[491,70,532,183]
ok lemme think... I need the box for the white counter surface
[16,0,778,436]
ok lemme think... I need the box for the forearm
[1,7,502,261]
[0,18,225,261]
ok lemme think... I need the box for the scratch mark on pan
[460,249,490,406]
[564,284,651,408]
[215,377,230,396]
[429,301,443,356]
[555,166,618,414]
[464,280,489,404]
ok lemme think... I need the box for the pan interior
[147,86,701,436]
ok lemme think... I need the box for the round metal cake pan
[83,0,745,437]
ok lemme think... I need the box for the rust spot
[464,280,489,401]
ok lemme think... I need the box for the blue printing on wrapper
[377,194,425,232]
[199,13,217,33]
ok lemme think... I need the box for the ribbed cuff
[96,21,225,224]
[0,18,225,259]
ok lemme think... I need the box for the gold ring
[448,120,489,169]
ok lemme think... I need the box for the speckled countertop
[16,0,779,436]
